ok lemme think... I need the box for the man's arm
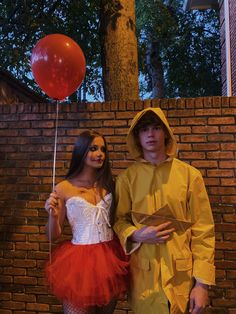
[114,174,175,254]
[113,175,141,254]
[189,173,215,284]
[188,173,215,312]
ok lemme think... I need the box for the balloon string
[49,100,59,265]
[52,100,59,191]
[49,208,52,264]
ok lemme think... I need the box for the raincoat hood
[127,107,178,160]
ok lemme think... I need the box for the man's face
[138,123,166,154]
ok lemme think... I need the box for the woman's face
[84,136,106,169]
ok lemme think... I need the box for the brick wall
[0,97,235,313]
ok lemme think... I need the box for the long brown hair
[66,130,115,223]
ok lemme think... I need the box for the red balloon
[31,34,86,100]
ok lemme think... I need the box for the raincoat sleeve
[113,174,141,254]
[189,173,215,285]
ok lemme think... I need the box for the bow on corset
[94,205,111,227]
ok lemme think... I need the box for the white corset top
[66,193,113,245]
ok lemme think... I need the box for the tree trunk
[100,0,139,101]
[146,41,165,98]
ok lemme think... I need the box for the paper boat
[132,204,193,232]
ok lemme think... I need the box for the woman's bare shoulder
[55,180,71,199]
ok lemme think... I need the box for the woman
[44,130,129,314]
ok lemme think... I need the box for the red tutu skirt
[45,237,129,308]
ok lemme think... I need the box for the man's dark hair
[133,111,164,135]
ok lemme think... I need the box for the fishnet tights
[63,299,117,314]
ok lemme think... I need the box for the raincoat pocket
[176,258,192,271]
[131,257,160,300]
[174,257,193,297]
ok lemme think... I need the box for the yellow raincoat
[114,108,215,314]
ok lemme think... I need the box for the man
[114,107,215,314]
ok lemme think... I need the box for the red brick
[3,267,26,276]
[207,151,234,159]
[116,111,137,119]
[192,143,220,151]
[183,98,194,109]
[91,112,115,119]
[212,299,236,307]
[181,135,206,142]
[227,270,236,279]
[208,134,234,141]
[224,233,236,241]
[159,98,169,109]
[1,301,25,310]
[110,101,118,111]
[14,226,39,234]
[221,178,236,186]
[103,120,127,127]
[209,187,235,195]
[220,125,236,133]
[26,303,49,311]
[216,280,235,289]
[222,108,236,115]
[191,161,218,168]
[192,126,219,133]
[0,292,12,300]
[204,178,220,186]
[168,109,195,117]
[78,119,105,128]
[223,214,236,223]
[179,152,205,159]
[220,195,236,204]
[225,251,236,260]
[15,243,39,251]
[216,242,236,250]
[114,128,130,135]
[208,117,235,124]
[221,143,236,150]
[215,223,236,232]
[195,108,221,116]
[219,161,236,168]
[0,275,13,283]
[177,143,192,151]
[207,169,234,177]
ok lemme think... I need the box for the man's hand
[189,282,209,313]
[130,222,175,244]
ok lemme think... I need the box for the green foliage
[0,0,221,100]
[0,0,102,101]
[136,0,221,97]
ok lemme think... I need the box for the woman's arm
[45,188,66,241]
